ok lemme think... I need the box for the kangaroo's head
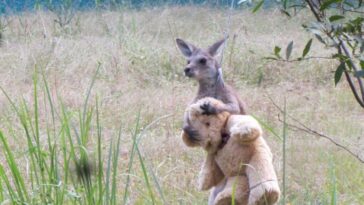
[176,38,226,83]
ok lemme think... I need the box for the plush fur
[182,97,280,205]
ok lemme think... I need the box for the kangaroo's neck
[197,75,225,99]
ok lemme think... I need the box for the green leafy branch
[254,0,364,107]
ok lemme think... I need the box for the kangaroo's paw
[200,101,218,115]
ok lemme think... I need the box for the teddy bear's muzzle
[183,125,201,144]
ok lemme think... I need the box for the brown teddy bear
[182,97,280,205]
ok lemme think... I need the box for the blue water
[0,0,279,14]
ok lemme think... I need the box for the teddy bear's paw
[230,122,261,143]
[249,191,279,205]
[248,181,280,205]
[214,193,234,205]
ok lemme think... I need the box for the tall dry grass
[0,6,363,204]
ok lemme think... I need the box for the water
[0,0,281,14]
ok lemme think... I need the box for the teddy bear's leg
[246,143,280,205]
[199,154,225,191]
[214,176,249,205]
[208,178,227,205]
[226,115,262,144]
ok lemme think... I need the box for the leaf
[252,0,264,13]
[343,1,355,7]
[329,15,345,22]
[320,0,342,11]
[283,0,288,9]
[264,57,278,60]
[332,53,348,61]
[354,70,364,78]
[345,61,353,70]
[302,39,313,58]
[360,60,364,70]
[308,28,323,36]
[280,9,291,17]
[350,17,364,26]
[274,46,281,58]
[238,0,250,4]
[315,34,325,44]
[334,62,345,86]
[286,41,294,60]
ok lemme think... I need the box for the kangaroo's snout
[184,67,194,77]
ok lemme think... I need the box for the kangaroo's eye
[199,58,206,65]
[187,60,190,64]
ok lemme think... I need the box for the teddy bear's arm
[198,154,225,191]
[246,141,280,205]
[226,115,262,144]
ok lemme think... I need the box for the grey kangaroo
[176,37,246,142]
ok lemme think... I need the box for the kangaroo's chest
[195,90,229,103]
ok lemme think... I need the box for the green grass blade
[96,96,104,205]
[0,165,17,203]
[0,184,2,202]
[134,142,156,204]
[282,99,287,205]
[148,166,166,204]
[82,62,101,127]
[105,137,113,205]
[0,131,29,202]
[0,86,21,116]
[123,111,141,205]
[329,159,337,205]
[252,115,282,141]
[111,124,123,205]
[19,99,42,189]
[41,68,57,126]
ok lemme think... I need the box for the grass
[0,5,363,204]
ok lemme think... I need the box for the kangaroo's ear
[207,37,228,57]
[176,38,196,57]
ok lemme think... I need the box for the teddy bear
[181,97,280,205]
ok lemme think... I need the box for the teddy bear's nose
[183,125,200,142]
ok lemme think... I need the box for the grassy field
[0,6,363,204]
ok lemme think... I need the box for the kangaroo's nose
[184,67,192,76]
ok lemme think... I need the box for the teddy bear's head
[183,98,230,154]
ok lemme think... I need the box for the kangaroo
[176,38,246,142]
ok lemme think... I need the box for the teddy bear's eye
[205,122,210,127]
